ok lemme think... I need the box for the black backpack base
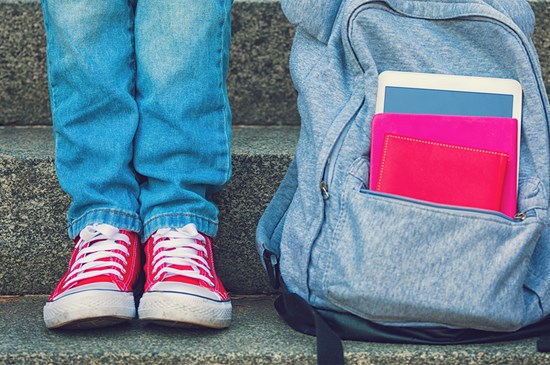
[274,282,550,365]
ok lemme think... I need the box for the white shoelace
[63,224,131,289]
[151,224,215,287]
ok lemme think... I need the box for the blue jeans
[41,0,233,241]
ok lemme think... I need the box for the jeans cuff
[68,208,142,240]
[142,213,219,242]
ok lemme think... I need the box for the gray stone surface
[0,125,299,295]
[533,2,550,98]
[1,295,550,364]
[0,0,46,126]
[230,1,297,126]
[3,1,549,127]
[0,0,298,126]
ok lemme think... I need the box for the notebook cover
[370,113,518,217]
[376,135,508,211]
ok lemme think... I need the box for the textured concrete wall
[1,1,550,126]
[533,2,550,97]
[0,0,298,126]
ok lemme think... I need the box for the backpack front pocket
[322,157,545,331]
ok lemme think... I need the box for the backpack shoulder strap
[537,333,550,352]
[275,290,344,365]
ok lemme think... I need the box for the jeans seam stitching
[69,208,140,229]
[221,0,231,183]
[143,213,218,228]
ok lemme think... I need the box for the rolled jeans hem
[142,213,219,242]
[68,208,142,240]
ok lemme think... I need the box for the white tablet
[375,70,523,186]
[375,71,522,121]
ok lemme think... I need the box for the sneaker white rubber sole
[43,289,136,329]
[138,291,232,329]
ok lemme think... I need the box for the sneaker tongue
[77,225,128,271]
[164,247,202,277]
[78,238,126,277]
[160,240,207,280]
[152,224,209,282]
[177,224,199,237]
[80,224,121,242]
[165,264,197,278]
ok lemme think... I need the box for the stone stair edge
[0,124,300,158]
[1,295,550,365]
[0,125,299,296]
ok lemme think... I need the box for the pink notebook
[377,134,508,211]
[370,113,518,217]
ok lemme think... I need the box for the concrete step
[0,125,299,295]
[2,1,550,127]
[1,295,549,364]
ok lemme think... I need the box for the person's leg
[41,0,141,329]
[41,0,141,238]
[133,0,233,241]
[133,0,233,328]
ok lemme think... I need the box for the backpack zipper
[320,180,330,200]
[361,188,534,222]
[320,103,364,201]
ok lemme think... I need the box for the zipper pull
[514,212,527,221]
[320,181,330,200]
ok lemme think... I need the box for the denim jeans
[41,0,233,241]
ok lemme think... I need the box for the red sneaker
[138,224,232,328]
[43,224,140,329]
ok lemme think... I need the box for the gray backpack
[257,1,550,363]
